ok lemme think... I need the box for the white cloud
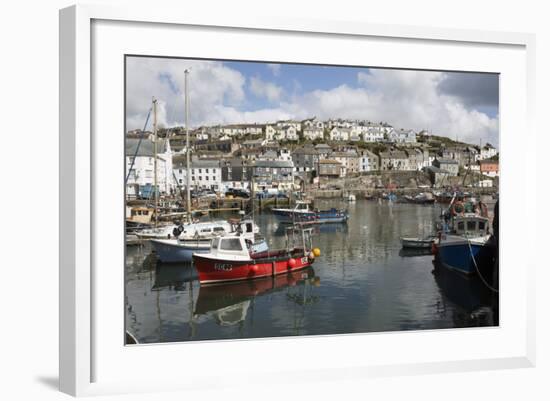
[267,63,281,76]
[249,77,283,102]
[126,57,246,129]
[126,58,499,147]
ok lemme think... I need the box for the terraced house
[379,150,410,171]
[251,160,295,191]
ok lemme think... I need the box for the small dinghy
[400,236,436,249]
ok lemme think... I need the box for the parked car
[225,189,250,199]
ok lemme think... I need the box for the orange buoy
[287,258,297,268]
[451,201,464,216]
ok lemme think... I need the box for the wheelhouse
[452,215,490,237]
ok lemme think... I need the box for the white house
[363,126,385,142]
[126,138,175,197]
[359,149,379,172]
[265,125,277,140]
[303,128,324,141]
[189,159,222,191]
[276,120,301,132]
[479,144,498,160]
[388,128,417,143]
[276,125,298,141]
[302,118,325,131]
[329,127,353,141]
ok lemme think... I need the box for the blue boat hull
[437,241,484,275]
[151,240,210,263]
[152,239,269,263]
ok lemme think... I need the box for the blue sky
[126,56,500,147]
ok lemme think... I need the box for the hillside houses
[126,116,499,192]
[126,138,175,197]
[331,150,360,176]
[329,127,353,141]
[388,128,417,143]
[480,144,498,160]
[359,149,379,172]
[433,158,459,176]
[292,145,320,173]
[379,150,410,171]
[303,127,324,141]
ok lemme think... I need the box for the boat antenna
[185,69,192,224]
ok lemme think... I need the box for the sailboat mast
[153,97,158,228]
[185,69,192,223]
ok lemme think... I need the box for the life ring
[451,201,465,216]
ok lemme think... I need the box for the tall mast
[185,69,192,223]
[153,97,158,228]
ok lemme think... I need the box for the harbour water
[125,200,497,344]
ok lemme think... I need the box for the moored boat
[193,227,320,284]
[434,200,491,275]
[403,192,435,205]
[272,200,348,224]
[151,219,266,263]
[400,236,436,249]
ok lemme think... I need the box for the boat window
[211,238,220,249]
[467,221,477,231]
[246,223,253,232]
[220,238,243,251]
[478,221,485,231]
[213,227,225,233]
[457,221,465,231]
[200,228,212,233]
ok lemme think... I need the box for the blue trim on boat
[437,242,484,275]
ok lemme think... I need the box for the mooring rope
[466,237,499,293]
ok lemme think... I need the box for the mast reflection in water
[125,200,497,344]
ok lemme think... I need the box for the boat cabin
[209,236,252,261]
[126,206,155,224]
[451,214,490,237]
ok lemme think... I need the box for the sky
[126,56,499,148]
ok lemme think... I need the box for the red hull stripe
[193,255,314,283]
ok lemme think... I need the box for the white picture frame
[59,4,536,397]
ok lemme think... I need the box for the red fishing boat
[193,227,321,284]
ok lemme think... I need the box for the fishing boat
[403,192,436,205]
[272,200,348,224]
[150,219,267,263]
[400,236,436,249]
[434,200,491,275]
[193,227,320,284]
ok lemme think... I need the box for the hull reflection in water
[194,268,318,326]
[152,262,197,291]
[399,248,433,258]
[432,261,496,325]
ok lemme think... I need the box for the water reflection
[125,200,497,343]
[195,268,318,327]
